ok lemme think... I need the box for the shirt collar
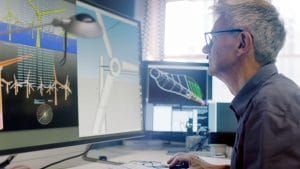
[230,64,278,119]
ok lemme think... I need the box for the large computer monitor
[0,0,143,156]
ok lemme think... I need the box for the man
[167,0,300,169]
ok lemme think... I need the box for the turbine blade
[97,14,113,58]
[121,61,139,74]
[93,74,114,134]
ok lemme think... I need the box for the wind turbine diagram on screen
[1,0,21,41]
[0,54,32,130]
[149,68,205,105]
[92,16,139,135]
[27,0,65,48]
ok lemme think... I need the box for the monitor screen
[77,1,143,137]
[144,61,212,106]
[0,0,143,156]
[152,105,208,133]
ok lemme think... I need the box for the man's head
[203,0,286,77]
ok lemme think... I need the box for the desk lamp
[51,13,102,65]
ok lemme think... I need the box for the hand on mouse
[169,161,189,169]
[167,152,230,169]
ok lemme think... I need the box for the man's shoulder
[251,73,300,114]
[258,73,300,97]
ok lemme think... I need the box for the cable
[59,30,67,66]
[8,165,31,169]
[39,145,92,169]
[0,154,17,169]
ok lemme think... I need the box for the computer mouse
[169,161,189,169]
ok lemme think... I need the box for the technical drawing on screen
[143,61,212,141]
[146,62,212,107]
[76,2,143,137]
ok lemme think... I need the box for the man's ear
[237,31,253,54]
[238,37,245,48]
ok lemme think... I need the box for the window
[272,0,300,56]
[164,0,214,61]
[272,0,300,86]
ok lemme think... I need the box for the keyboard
[117,162,168,169]
[68,162,169,169]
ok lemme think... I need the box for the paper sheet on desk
[66,162,120,169]
[199,156,230,165]
[188,151,230,165]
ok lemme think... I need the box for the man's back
[231,64,300,169]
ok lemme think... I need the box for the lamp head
[51,13,102,66]
[51,13,102,38]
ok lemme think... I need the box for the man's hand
[167,152,230,169]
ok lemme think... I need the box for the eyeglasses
[204,29,243,48]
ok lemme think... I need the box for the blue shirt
[230,64,300,169]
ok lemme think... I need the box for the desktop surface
[68,140,230,169]
[69,162,169,169]
[2,140,230,169]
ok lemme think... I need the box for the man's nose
[202,44,209,54]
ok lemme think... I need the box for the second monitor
[142,61,212,141]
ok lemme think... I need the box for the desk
[68,141,230,169]
[3,141,230,169]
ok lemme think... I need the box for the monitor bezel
[0,131,144,156]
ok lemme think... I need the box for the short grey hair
[213,0,286,65]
